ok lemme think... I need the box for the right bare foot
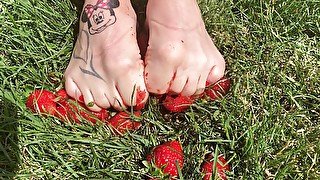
[144,0,225,96]
[64,0,148,111]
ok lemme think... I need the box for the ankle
[146,0,203,29]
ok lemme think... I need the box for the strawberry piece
[205,77,231,101]
[56,89,69,100]
[107,111,142,135]
[79,108,109,124]
[55,101,81,123]
[55,101,69,120]
[148,140,184,177]
[26,89,57,115]
[55,99,109,124]
[163,95,194,112]
[54,89,110,124]
[201,154,231,180]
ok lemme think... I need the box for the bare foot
[64,0,148,111]
[144,0,225,96]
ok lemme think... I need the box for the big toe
[117,63,149,107]
[145,61,175,94]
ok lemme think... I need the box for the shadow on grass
[69,0,84,42]
[0,97,20,178]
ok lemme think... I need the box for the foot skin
[144,0,226,96]
[64,0,148,111]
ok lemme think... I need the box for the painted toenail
[87,102,95,107]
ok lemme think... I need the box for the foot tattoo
[73,30,104,81]
[82,0,120,35]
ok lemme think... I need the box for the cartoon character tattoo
[82,0,120,35]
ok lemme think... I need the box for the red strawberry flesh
[26,90,57,115]
[56,89,69,100]
[54,90,109,124]
[107,111,142,135]
[205,77,231,101]
[163,95,194,112]
[80,108,109,124]
[201,154,231,180]
[135,88,147,110]
[55,101,81,123]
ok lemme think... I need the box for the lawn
[0,0,319,179]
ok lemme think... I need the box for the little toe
[181,74,200,96]
[145,63,174,94]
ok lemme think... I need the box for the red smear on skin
[145,73,149,82]
[135,88,147,110]
[78,95,84,103]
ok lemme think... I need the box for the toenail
[87,102,95,107]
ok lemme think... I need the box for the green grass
[0,0,319,179]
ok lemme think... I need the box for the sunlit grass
[0,0,319,179]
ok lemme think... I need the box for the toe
[181,74,200,96]
[81,88,101,112]
[169,70,188,94]
[65,78,82,100]
[116,81,136,106]
[195,75,207,95]
[117,75,149,107]
[145,61,175,94]
[91,88,111,109]
[108,87,126,111]
[207,57,226,85]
